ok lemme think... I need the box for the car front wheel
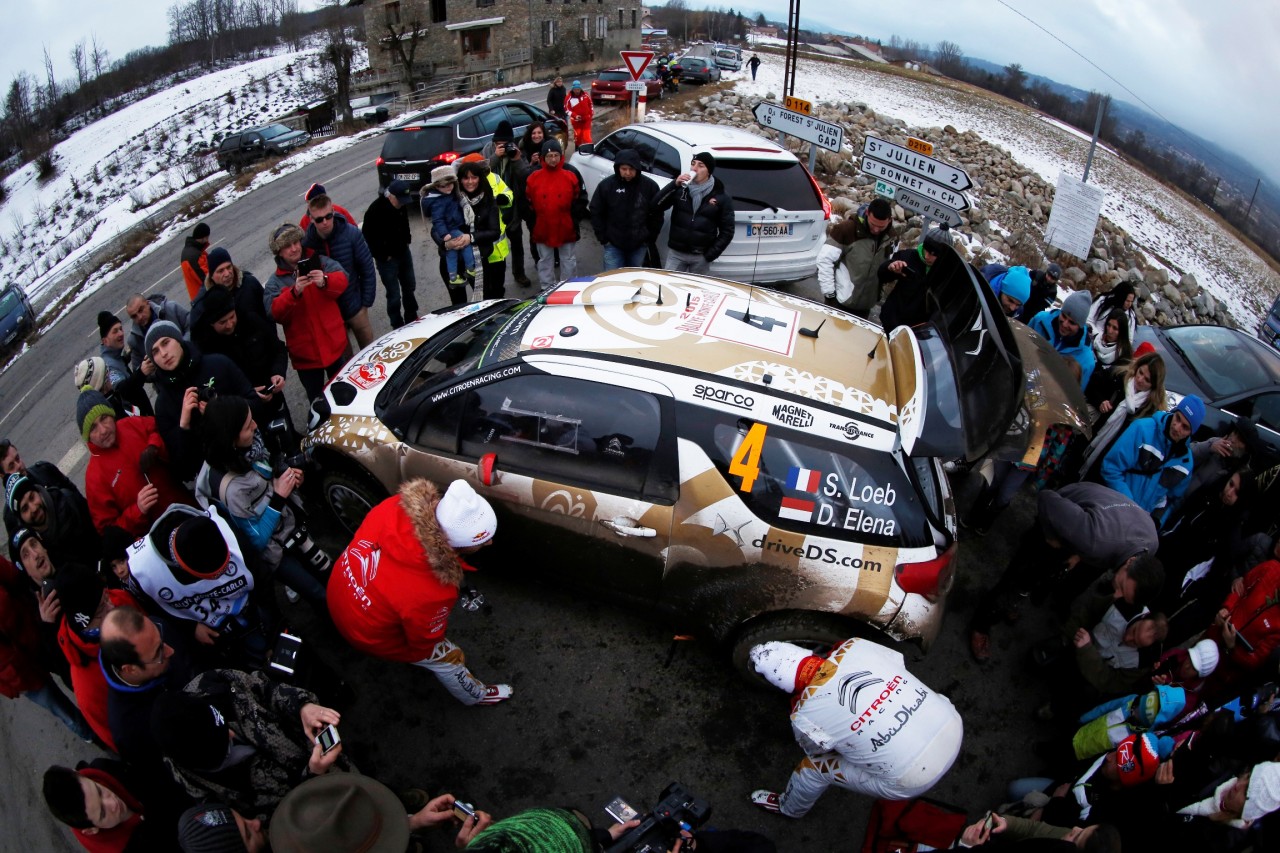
[729,611,862,688]
[319,464,389,539]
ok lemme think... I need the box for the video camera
[605,783,711,853]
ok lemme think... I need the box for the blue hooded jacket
[1100,410,1194,514]
[303,215,377,318]
[1029,308,1096,389]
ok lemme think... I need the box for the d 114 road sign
[862,135,972,191]
[859,156,970,211]
[751,102,844,152]
[893,187,963,228]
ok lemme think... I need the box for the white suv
[573,122,830,284]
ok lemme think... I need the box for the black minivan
[375,99,562,192]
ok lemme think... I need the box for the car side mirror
[577,142,594,156]
[478,452,500,486]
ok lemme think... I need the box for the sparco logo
[694,384,754,410]
[772,403,813,428]
[831,421,872,441]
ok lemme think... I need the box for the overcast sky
[5,1,1277,183]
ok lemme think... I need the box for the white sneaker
[750,790,785,815]
[475,684,513,705]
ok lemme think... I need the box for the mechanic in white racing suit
[749,637,964,817]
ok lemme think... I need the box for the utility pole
[1245,177,1261,223]
[1082,97,1104,184]
[783,0,800,98]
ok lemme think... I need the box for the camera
[452,800,478,822]
[606,783,711,853]
[282,522,332,574]
[273,447,313,478]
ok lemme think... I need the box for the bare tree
[935,40,964,76]
[41,45,58,108]
[322,0,355,122]
[71,40,89,91]
[385,18,429,93]
[1002,62,1027,100]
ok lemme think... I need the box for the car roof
[390,98,533,128]
[512,272,901,432]
[627,122,794,161]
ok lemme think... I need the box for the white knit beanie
[1244,762,1280,823]
[435,480,497,548]
[1188,638,1220,678]
[749,641,811,692]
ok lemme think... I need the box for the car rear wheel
[729,611,862,688]
[319,464,389,538]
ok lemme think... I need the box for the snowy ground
[728,55,1278,324]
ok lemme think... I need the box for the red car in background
[591,68,664,105]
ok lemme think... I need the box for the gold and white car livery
[304,253,1087,676]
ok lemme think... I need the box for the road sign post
[751,102,844,151]
[620,50,654,80]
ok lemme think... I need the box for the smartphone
[315,723,341,754]
[605,796,639,824]
[296,254,322,276]
[269,632,303,675]
[452,800,477,822]
[982,812,995,832]
[41,579,55,598]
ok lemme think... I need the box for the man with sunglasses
[303,191,378,351]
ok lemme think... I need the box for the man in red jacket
[53,561,144,752]
[1207,541,1280,700]
[524,138,584,288]
[79,390,193,536]
[0,555,93,739]
[328,479,512,706]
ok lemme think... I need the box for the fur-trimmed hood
[397,479,464,588]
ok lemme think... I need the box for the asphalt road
[0,83,1059,853]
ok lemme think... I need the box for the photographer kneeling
[196,396,328,612]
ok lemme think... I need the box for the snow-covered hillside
[734,55,1279,323]
[0,37,365,303]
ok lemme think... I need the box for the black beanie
[692,151,716,174]
[193,222,211,239]
[541,138,563,156]
[200,287,236,325]
[170,516,230,579]
[99,525,135,576]
[493,120,514,143]
[152,693,230,771]
[178,804,244,853]
[97,311,120,339]
[51,563,105,634]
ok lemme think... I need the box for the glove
[824,295,842,309]
[139,445,161,474]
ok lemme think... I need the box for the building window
[542,19,557,45]
[477,0,495,6]
[596,15,607,38]
[430,0,446,23]
[581,16,590,38]
[384,1,401,26]
[631,8,637,28]
[618,8,623,29]
[462,27,491,55]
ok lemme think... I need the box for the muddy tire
[729,611,862,688]
[318,463,389,539]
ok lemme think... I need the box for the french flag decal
[779,496,816,522]
[786,466,822,493]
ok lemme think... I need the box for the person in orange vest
[179,223,210,302]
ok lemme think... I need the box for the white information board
[1045,173,1105,259]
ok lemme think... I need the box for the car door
[396,366,676,605]
[1222,391,1280,469]
[240,132,263,163]
[573,128,638,197]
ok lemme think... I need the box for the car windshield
[381,127,454,160]
[1165,325,1280,396]
[596,71,630,82]
[0,291,21,316]
[715,160,821,212]
[259,124,292,140]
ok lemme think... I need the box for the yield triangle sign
[620,50,655,80]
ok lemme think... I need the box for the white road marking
[57,442,87,473]
[0,367,53,426]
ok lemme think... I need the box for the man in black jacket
[590,149,662,270]
[1020,262,1062,322]
[652,151,735,274]
[190,287,291,434]
[0,440,89,541]
[362,180,418,328]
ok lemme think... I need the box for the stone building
[356,0,645,95]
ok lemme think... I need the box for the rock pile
[665,91,1237,329]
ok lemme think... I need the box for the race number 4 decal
[729,423,768,492]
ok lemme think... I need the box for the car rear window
[596,71,630,82]
[381,127,454,160]
[1165,325,1280,396]
[715,160,821,212]
[684,407,933,548]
